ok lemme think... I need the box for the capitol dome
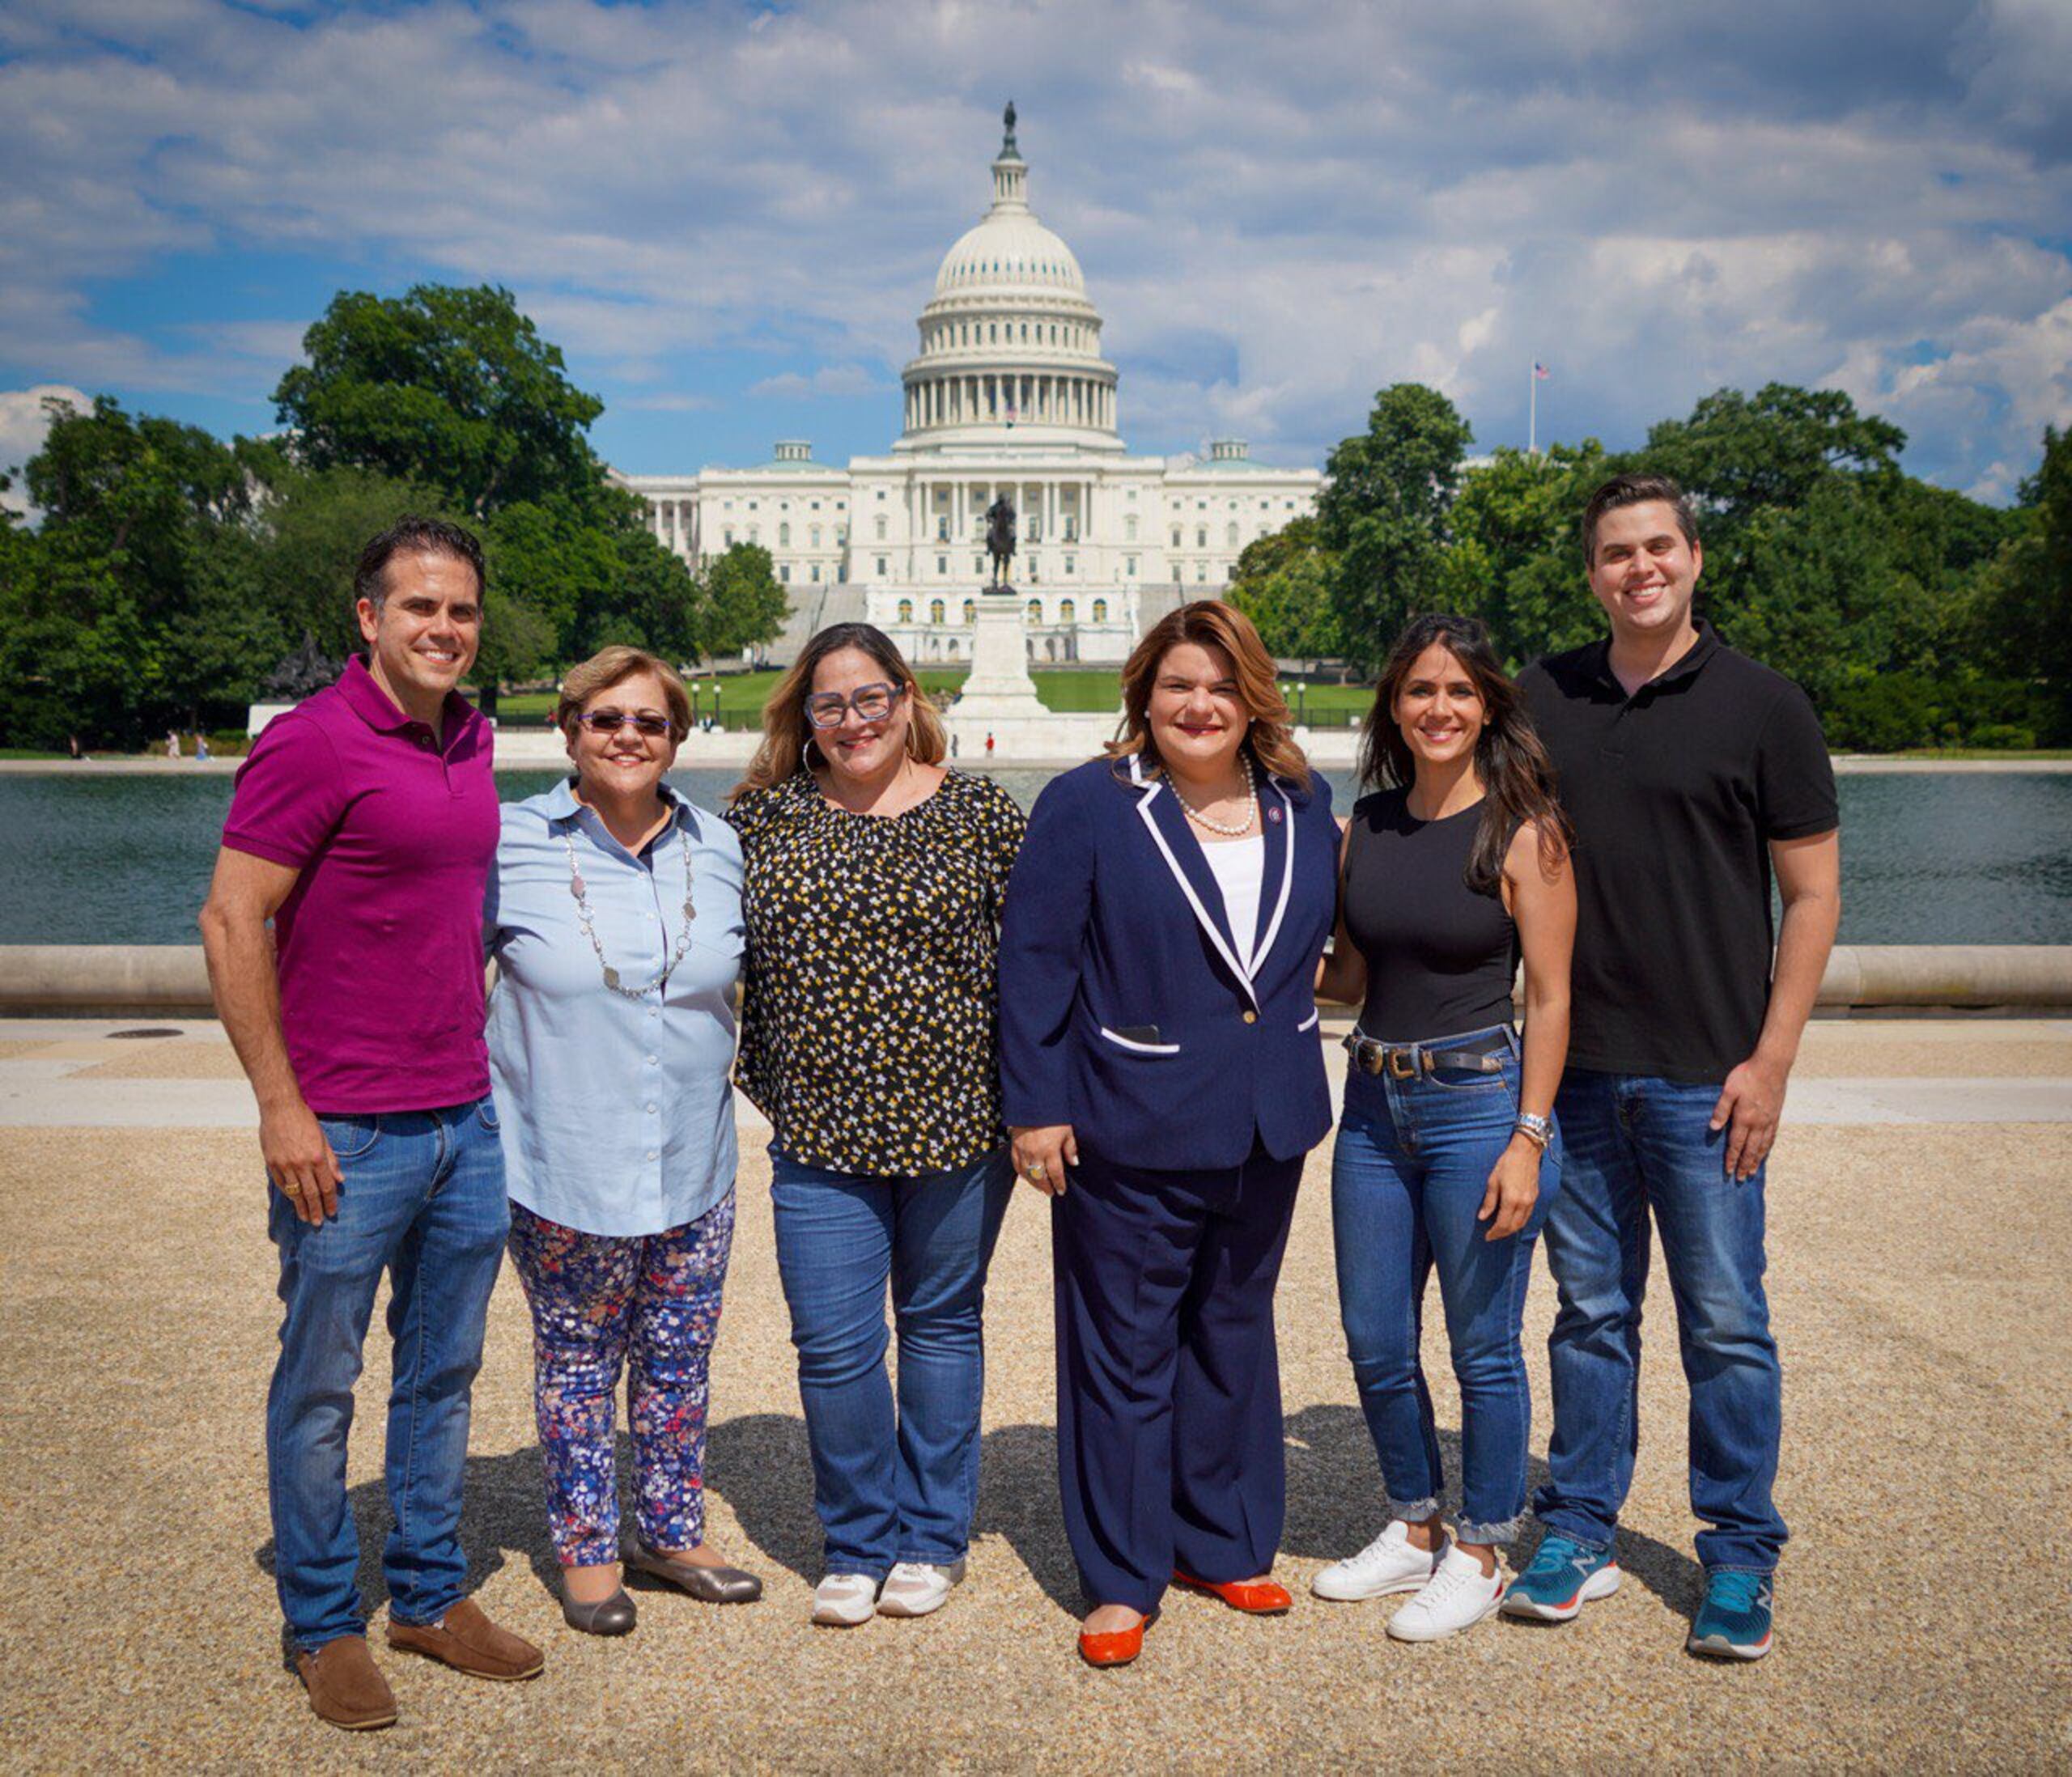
[899,104,1121,453]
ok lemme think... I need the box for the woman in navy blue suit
[997,601,1340,1667]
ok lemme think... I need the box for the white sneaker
[1312,1522,1441,1601]
[1386,1544,1506,1642]
[811,1573,881,1627]
[877,1559,967,1618]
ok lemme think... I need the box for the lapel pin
[1267,806,1283,823]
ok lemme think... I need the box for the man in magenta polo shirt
[201,517,543,1731]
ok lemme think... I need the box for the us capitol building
[618,106,1320,666]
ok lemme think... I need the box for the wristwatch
[1513,1112,1552,1151]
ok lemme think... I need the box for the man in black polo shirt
[1502,473,1840,1661]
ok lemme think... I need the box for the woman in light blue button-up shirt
[486,647,762,1636]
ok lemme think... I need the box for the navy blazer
[997,754,1338,1172]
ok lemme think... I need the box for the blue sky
[2,0,2068,508]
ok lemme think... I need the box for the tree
[1225,516,1340,666]
[1972,426,2072,740]
[697,544,788,660]
[1440,441,1609,664]
[1317,384,1473,672]
[274,285,607,520]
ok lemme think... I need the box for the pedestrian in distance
[1505,473,1841,1661]
[199,516,543,1732]
[1313,613,1574,1640]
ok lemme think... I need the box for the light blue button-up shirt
[486,778,745,1238]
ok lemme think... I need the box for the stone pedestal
[944,586,1120,763]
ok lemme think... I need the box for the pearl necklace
[1168,757,1259,837]
[563,814,697,999]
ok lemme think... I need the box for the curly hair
[1110,600,1313,791]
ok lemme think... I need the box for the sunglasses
[575,709,677,738]
[805,681,906,730]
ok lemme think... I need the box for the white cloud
[0,0,2065,495]
[0,384,90,515]
[747,365,890,400]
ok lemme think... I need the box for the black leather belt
[1344,1029,1512,1079]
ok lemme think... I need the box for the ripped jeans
[1330,1026,1559,1546]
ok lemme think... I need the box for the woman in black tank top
[1312,615,1575,1640]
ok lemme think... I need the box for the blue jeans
[266,1096,509,1651]
[770,1147,1013,1578]
[1534,1070,1786,1573]
[1331,1027,1559,1544]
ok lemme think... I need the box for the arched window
[962,600,975,623]
[930,598,945,623]
[779,522,792,547]
[811,524,822,548]
[810,564,821,582]
[1125,515,1138,542]
[1093,598,1109,621]
[1196,528,1208,549]
[1171,527,1182,548]
[1059,598,1076,622]
[898,599,913,622]
[874,515,887,541]
[1226,522,1239,548]
[1026,600,1042,622]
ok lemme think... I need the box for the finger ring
[1026,1163,1046,1180]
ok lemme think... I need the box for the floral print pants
[507,1194,736,1567]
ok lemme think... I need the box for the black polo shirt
[1518,622,1837,1084]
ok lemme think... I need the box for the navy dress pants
[1052,1139,1302,1613]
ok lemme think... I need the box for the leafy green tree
[1972,426,2072,740]
[1641,384,1904,524]
[1440,441,1609,664]
[274,285,607,520]
[1226,516,1340,666]
[697,543,788,659]
[257,464,462,660]
[1317,384,1473,672]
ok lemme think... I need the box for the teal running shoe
[1500,1533,1621,1622]
[1688,1569,1773,1660]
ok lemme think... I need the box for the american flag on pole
[1534,361,1551,380]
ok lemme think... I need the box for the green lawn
[494,669,1378,730]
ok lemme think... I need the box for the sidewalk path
[1,1018,2066,1769]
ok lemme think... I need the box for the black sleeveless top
[1342,788,1518,1041]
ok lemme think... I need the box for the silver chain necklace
[1168,755,1259,837]
[563,816,697,999]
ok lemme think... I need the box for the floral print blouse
[725,766,1026,1176]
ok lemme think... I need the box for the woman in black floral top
[727,622,1025,1628]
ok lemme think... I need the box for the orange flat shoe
[1078,1609,1157,1668]
[1173,1571,1293,1614]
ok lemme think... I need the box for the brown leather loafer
[387,1598,545,1682]
[1173,1571,1294,1614]
[294,1634,397,1731]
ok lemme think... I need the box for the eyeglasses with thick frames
[804,681,906,730]
[575,709,677,738]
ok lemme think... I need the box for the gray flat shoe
[627,1542,764,1605]
[561,1588,637,1636]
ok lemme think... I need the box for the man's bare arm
[1711,830,1841,1179]
[199,847,340,1223]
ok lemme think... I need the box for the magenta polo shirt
[222,656,500,1114]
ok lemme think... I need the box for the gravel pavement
[0,1023,2066,1771]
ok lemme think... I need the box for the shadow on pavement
[255,1404,1703,1631]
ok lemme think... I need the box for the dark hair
[1110,600,1313,790]
[354,515,487,611]
[1581,473,1699,566]
[732,621,945,798]
[1357,613,1572,897]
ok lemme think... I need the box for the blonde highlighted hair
[555,646,691,739]
[731,622,945,800]
[1109,600,1313,789]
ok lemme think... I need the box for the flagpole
[1529,361,1537,456]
